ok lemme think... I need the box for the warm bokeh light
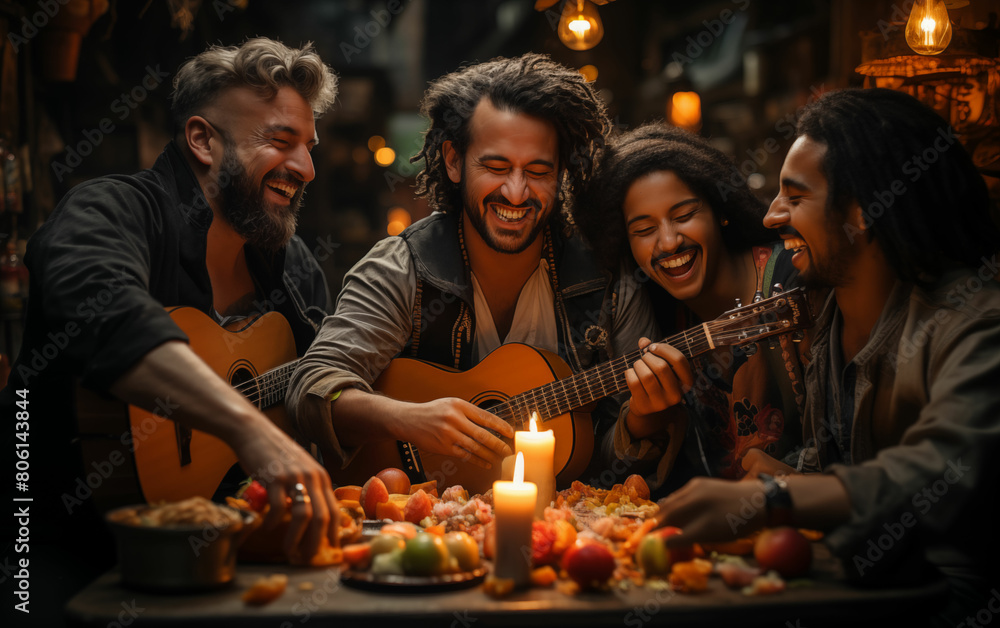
[670,91,702,130]
[386,207,411,236]
[557,0,603,51]
[367,135,385,151]
[578,64,598,82]
[905,0,952,55]
[374,146,396,167]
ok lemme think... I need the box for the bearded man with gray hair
[1,39,341,610]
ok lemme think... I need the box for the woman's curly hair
[412,53,611,222]
[171,37,338,134]
[575,123,772,271]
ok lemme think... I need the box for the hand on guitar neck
[109,339,340,562]
[331,388,515,470]
[622,337,695,440]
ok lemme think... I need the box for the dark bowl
[106,504,259,592]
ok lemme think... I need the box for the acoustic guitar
[330,287,812,494]
[75,307,301,507]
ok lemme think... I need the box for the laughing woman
[576,123,815,497]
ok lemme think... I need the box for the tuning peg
[742,343,758,356]
[734,298,743,308]
[772,283,784,294]
[753,289,764,303]
[767,338,779,350]
[792,330,805,342]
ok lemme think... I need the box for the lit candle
[515,412,556,519]
[492,452,537,587]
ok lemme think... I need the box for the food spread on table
[210,468,820,604]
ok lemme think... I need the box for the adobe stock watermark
[51,65,172,182]
[851,458,970,576]
[843,125,958,244]
[880,251,999,376]
[716,83,827,201]
[340,0,415,63]
[61,394,181,514]
[955,589,1000,628]
[875,1,916,42]
[6,0,73,52]
[14,267,137,386]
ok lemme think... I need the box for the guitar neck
[493,327,713,429]
[242,360,300,410]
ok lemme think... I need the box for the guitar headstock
[707,286,812,350]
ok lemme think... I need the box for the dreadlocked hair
[575,122,771,271]
[412,53,611,224]
[797,88,999,281]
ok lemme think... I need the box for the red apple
[754,527,812,578]
[562,540,616,589]
[655,526,696,563]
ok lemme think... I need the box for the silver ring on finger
[290,482,311,505]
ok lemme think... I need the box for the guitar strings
[228,305,788,416]
[497,319,786,422]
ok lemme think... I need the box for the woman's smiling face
[624,170,728,303]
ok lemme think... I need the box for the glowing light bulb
[905,0,952,55]
[558,0,603,51]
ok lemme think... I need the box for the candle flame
[529,412,540,432]
[514,451,525,484]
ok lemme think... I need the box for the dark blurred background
[1,0,998,365]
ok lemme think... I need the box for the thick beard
[217,142,302,252]
[460,176,547,255]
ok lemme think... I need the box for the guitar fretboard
[490,326,714,429]
[237,360,301,410]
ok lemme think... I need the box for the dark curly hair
[575,123,772,271]
[796,88,999,281]
[412,53,611,222]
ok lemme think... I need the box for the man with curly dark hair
[289,54,680,490]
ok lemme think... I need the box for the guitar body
[343,343,594,495]
[76,307,298,506]
[325,288,814,496]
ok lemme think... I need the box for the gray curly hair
[171,37,338,134]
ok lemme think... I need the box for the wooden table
[65,544,948,628]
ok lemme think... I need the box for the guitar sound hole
[231,367,260,408]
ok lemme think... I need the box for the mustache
[652,244,699,265]
[483,190,540,212]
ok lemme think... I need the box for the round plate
[340,566,489,592]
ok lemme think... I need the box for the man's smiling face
[445,99,559,255]
[765,136,859,289]
[204,85,318,251]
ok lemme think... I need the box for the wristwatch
[758,473,793,527]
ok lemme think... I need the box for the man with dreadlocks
[289,54,677,487]
[650,89,1000,624]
